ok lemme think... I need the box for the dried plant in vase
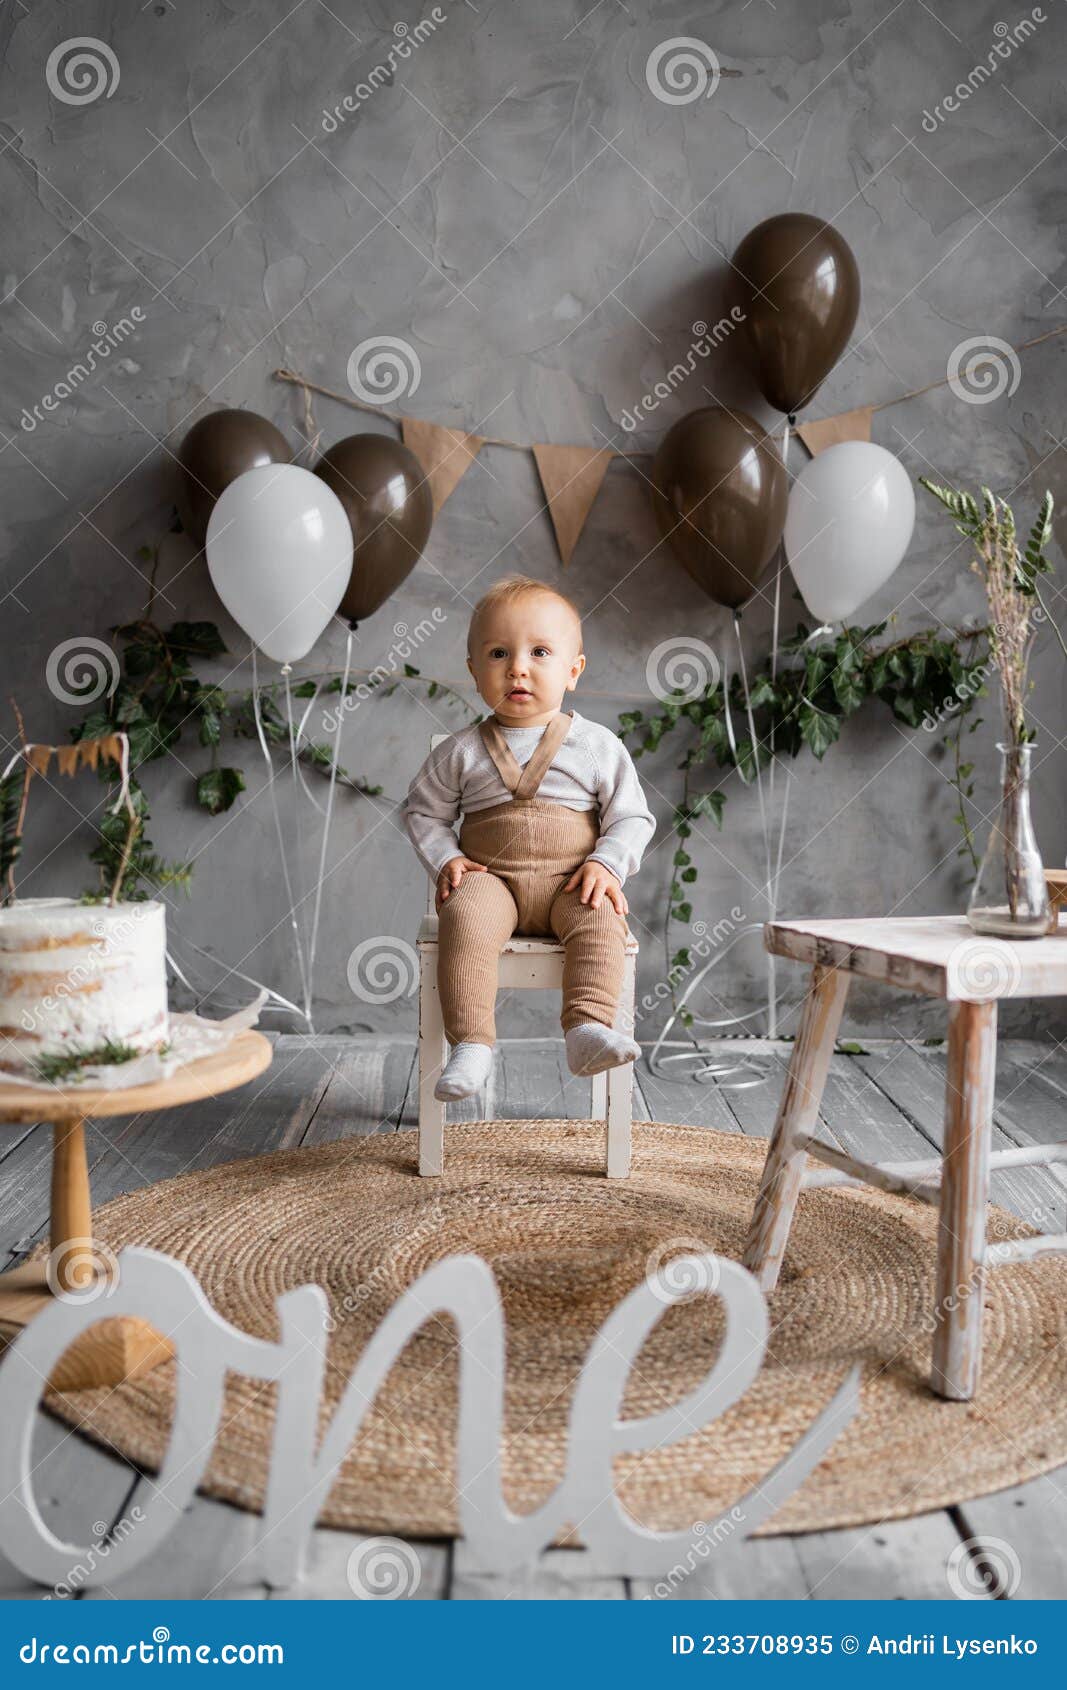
[920,478,1057,937]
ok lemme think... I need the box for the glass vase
[967,742,1053,937]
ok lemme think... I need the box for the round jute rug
[40,1121,1067,1536]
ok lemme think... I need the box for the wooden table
[742,917,1067,1401]
[0,1030,272,1391]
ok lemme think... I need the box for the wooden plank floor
[0,1033,1064,1602]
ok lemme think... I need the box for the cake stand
[0,1030,272,1391]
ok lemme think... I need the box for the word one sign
[0,1248,858,1588]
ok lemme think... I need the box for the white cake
[0,898,168,1078]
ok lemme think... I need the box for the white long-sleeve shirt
[402,711,656,885]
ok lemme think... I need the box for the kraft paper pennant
[532,443,614,567]
[26,746,52,778]
[55,744,82,776]
[796,406,874,457]
[401,418,484,513]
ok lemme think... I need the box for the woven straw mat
[37,1120,1067,1537]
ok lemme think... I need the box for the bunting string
[276,316,1067,568]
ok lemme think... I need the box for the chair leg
[742,963,850,1291]
[931,998,996,1401]
[605,1063,632,1178]
[590,1071,607,1121]
[605,950,637,1178]
[418,951,447,1176]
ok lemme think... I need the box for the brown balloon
[315,433,433,623]
[651,408,787,610]
[732,214,860,415]
[177,409,291,546]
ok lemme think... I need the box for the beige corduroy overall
[436,712,628,1047]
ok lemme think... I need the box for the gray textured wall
[3,0,1066,1041]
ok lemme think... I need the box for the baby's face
[468,594,585,726]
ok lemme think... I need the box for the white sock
[434,1042,493,1101]
[564,1022,640,1077]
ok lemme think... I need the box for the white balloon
[784,442,915,624]
[206,464,352,663]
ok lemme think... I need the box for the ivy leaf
[832,661,865,713]
[746,674,777,709]
[799,705,839,758]
[196,767,245,815]
[123,642,158,678]
[690,790,726,827]
[198,707,221,747]
[167,621,228,657]
[114,691,148,726]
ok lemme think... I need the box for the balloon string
[720,638,752,787]
[762,416,795,1039]
[282,664,315,1030]
[292,681,327,816]
[166,939,308,1023]
[307,621,353,999]
[252,649,313,1031]
[735,610,778,1038]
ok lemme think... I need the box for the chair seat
[417,914,638,953]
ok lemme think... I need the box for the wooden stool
[742,917,1067,1401]
[416,918,638,1178]
[0,1030,272,1390]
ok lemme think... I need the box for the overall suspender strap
[478,717,525,793]
[478,712,574,800]
[513,711,573,799]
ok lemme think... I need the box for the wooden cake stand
[0,1030,272,1391]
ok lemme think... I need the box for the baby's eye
[490,647,508,659]
[532,646,550,657]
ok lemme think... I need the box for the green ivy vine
[618,619,993,1018]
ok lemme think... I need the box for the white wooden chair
[415,735,638,1179]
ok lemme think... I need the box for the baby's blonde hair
[467,575,583,653]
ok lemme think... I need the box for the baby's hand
[436,856,487,908]
[565,860,628,916]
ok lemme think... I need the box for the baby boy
[403,576,655,1101]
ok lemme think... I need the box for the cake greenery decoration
[32,1039,144,1086]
